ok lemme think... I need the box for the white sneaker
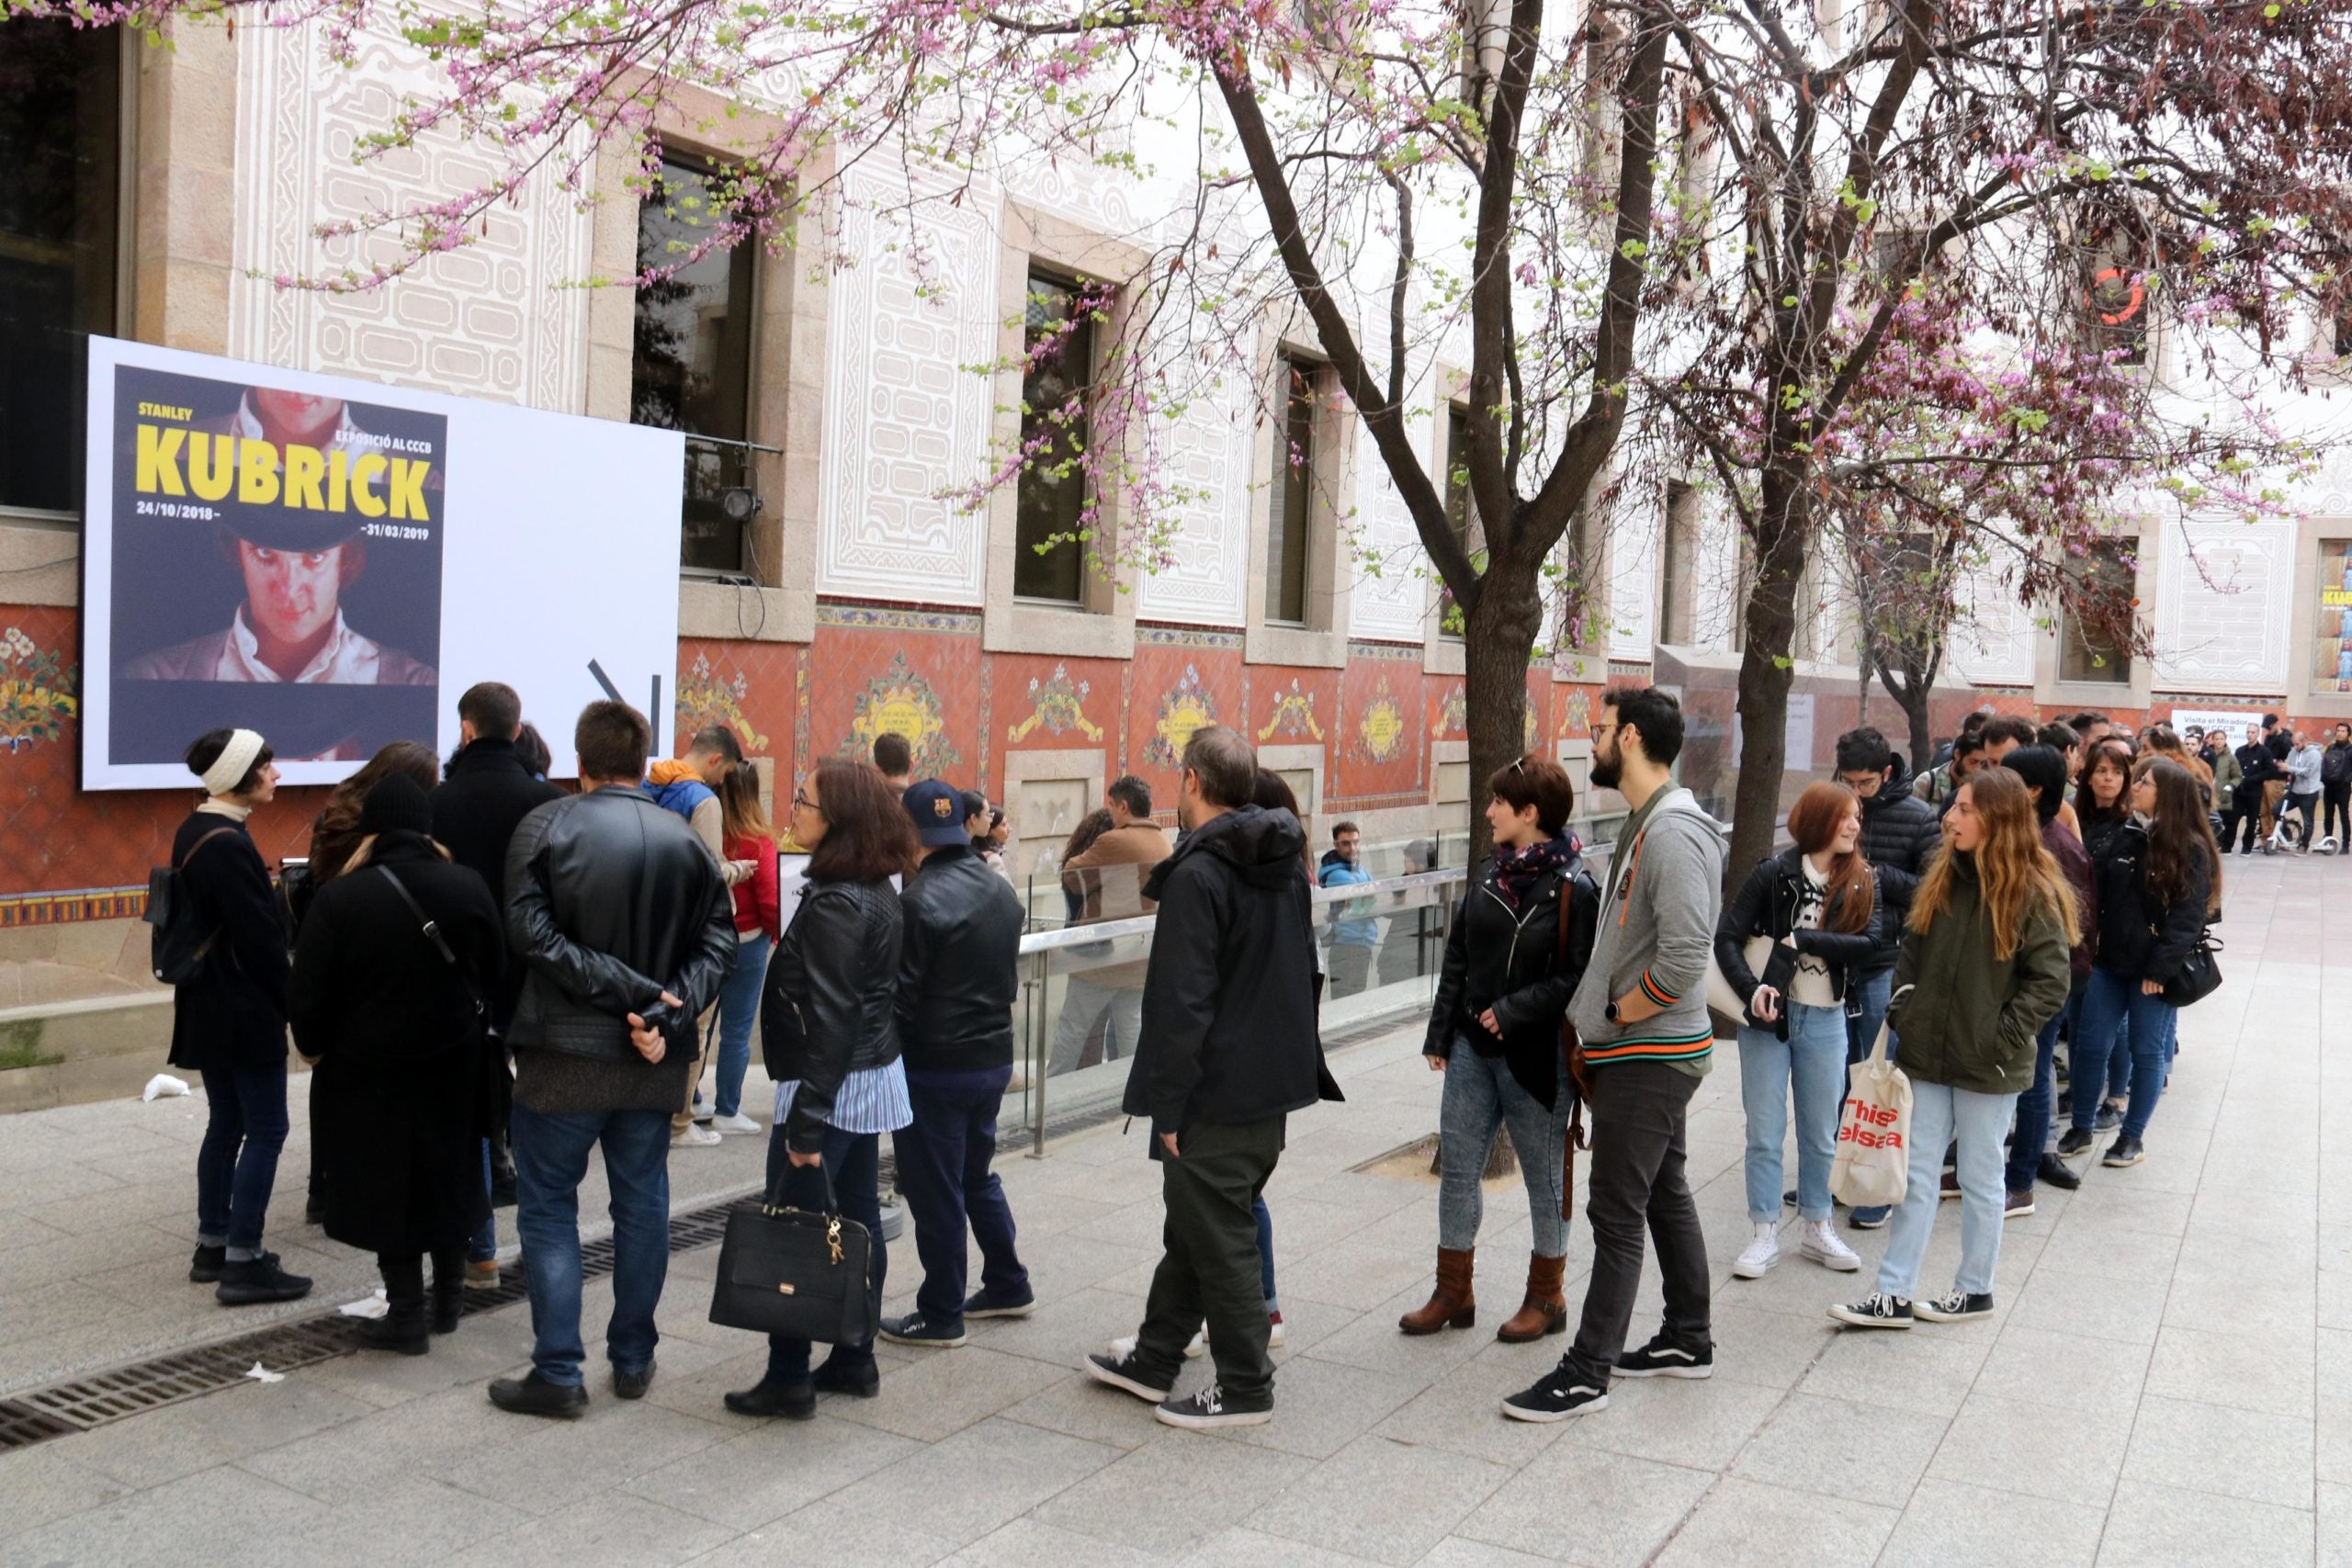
[1800,1219,1861,1272]
[1109,1329,1206,1361]
[671,1124,723,1148]
[1732,1223,1781,1279]
[708,1113,761,1134]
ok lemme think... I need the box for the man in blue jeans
[877,780,1033,1348]
[1834,727,1942,1228]
[488,700,737,1418]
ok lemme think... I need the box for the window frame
[1264,352,1322,628]
[2056,536,2138,686]
[1011,265,1097,608]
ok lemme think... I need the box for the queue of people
[157,681,2232,1441]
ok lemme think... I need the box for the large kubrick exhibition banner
[81,337,685,789]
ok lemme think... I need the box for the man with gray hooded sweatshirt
[1506,685,1724,1422]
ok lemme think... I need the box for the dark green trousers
[1133,1116,1285,1401]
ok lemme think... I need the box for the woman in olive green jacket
[1831,767,2075,1330]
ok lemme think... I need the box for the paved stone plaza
[0,851,2340,1567]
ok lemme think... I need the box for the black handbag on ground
[708,1158,876,1345]
[2161,930,2223,1009]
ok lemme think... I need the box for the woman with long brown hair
[1715,781,1883,1280]
[1831,768,2073,1329]
[2054,758,2219,1169]
[2073,737,2138,863]
[726,759,917,1418]
[702,761,780,1135]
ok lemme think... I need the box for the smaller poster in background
[2313,540,2352,695]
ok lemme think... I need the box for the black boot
[356,1295,430,1355]
[488,1372,587,1419]
[812,1354,880,1398]
[724,1377,816,1419]
[429,1251,465,1335]
[217,1254,312,1305]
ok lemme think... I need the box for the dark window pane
[1441,406,1472,637]
[2060,540,2134,684]
[1014,273,1090,603]
[1267,360,1313,624]
[0,18,119,513]
[630,159,756,572]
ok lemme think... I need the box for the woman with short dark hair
[172,728,311,1305]
[1403,753,1601,1343]
[725,759,917,1417]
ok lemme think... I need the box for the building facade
[3,17,2350,1098]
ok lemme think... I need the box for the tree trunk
[1725,463,1812,886]
[1459,555,1546,868]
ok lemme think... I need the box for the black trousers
[1568,1062,1711,1384]
[2328,783,2352,847]
[379,1247,464,1304]
[1133,1117,1284,1403]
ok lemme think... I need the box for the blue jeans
[197,1062,290,1254]
[1738,1003,1847,1224]
[1436,1043,1568,1257]
[763,1122,884,1383]
[468,1140,497,1265]
[2005,1010,2064,1191]
[1845,966,1894,1065]
[892,1066,1028,1324]
[510,1102,672,1385]
[1877,1079,2018,1300]
[2068,966,2178,1139]
[711,934,770,1119]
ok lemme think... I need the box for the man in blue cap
[879,780,1035,1347]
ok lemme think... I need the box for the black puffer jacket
[164,810,291,1074]
[897,846,1023,1074]
[1423,846,1600,1111]
[1713,848,1885,1014]
[432,738,563,1030]
[503,785,739,1064]
[2088,818,2212,985]
[1855,758,1940,971]
[765,875,903,1153]
[1123,805,1341,1139]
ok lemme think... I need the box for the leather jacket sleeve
[1491,872,1599,1038]
[1793,869,1885,968]
[663,868,741,1023]
[1422,881,1476,1058]
[1713,856,1778,998]
[503,806,664,1016]
[893,881,935,1044]
[783,887,879,1155]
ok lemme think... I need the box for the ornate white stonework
[813,167,1002,605]
[2154,519,2293,694]
[229,19,590,412]
[1609,513,1657,659]
[1139,375,1252,626]
[1347,415,1434,642]
[1947,560,2037,684]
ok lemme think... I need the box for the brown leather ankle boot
[1397,1247,1476,1335]
[1496,1253,1568,1342]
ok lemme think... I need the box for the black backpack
[145,828,240,984]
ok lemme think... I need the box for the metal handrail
[1013,866,1472,954]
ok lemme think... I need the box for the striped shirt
[774,1056,913,1136]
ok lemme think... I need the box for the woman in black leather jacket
[1399,755,1600,1346]
[1714,781,1883,1280]
[725,759,917,1419]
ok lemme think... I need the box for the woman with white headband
[173,728,312,1306]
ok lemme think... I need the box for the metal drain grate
[0,1183,763,1455]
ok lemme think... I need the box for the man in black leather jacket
[486,700,737,1420]
[877,781,1034,1349]
[1085,726,1340,1432]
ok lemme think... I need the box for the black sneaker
[1155,1382,1272,1429]
[1848,1205,1891,1230]
[613,1360,656,1400]
[1500,1360,1610,1422]
[2094,1103,2122,1133]
[188,1245,227,1283]
[2102,1134,2146,1168]
[1828,1292,1914,1329]
[1082,1350,1173,1404]
[879,1312,968,1348]
[812,1357,880,1398]
[1614,1334,1713,1380]
[2054,1128,2095,1157]
[723,1377,815,1419]
[488,1371,587,1419]
[1914,1290,1995,1323]
[2037,1154,2082,1190]
[216,1255,312,1305]
[961,1286,1037,1320]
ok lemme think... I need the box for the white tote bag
[1829,1020,1912,1208]
[1704,935,1775,1022]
